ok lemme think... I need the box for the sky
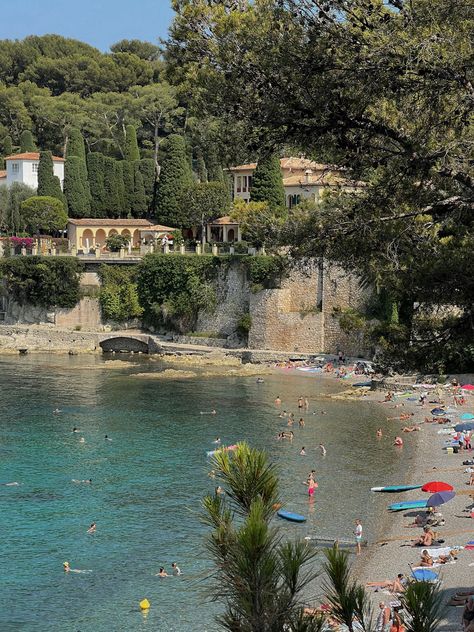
[0,0,175,51]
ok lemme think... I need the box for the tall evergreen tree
[155,134,193,227]
[138,158,157,213]
[121,160,134,215]
[206,146,224,183]
[20,130,36,153]
[131,162,147,217]
[37,151,64,205]
[64,156,91,218]
[2,135,13,157]
[87,152,106,217]
[114,161,126,217]
[124,125,140,162]
[66,128,87,162]
[250,154,285,211]
[195,149,208,183]
[103,157,121,217]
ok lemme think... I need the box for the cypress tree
[155,134,193,227]
[2,135,13,156]
[66,128,87,162]
[87,152,106,217]
[124,125,140,162]
[37,151,64,205]
[103,157,121,217]
[131,162,147,217]
[114,161,126,217]
[64,156,91,218]
[20,130,36,153]
[138,158,157,212]
[206,146,224,183]
[121,160,134,215]
[195,150,208,183]
[250,154,285,211]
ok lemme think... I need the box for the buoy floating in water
[140,598,150,610]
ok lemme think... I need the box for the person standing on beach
[354,519,363,555]
[304,397,309,411]
[275,396,281,406]
[376,602,391,632]
[298,396,304,410]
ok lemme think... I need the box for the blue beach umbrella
[412,568,438,581]
[454,423,474,432]
[460,413,474,420]
[427,491,455,507]
[431,408,446,416]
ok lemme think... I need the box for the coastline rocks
[133,369,198,379]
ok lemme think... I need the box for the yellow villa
[67,219,175,251]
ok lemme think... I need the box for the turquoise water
[0,355,412,631]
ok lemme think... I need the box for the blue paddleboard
[353,381,372,387]
[389,500,427,511]
[277,509,306,523]
[371,485,422,493]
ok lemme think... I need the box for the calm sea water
[0,355,413,632]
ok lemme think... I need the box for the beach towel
[412,561,456,570]
[425,547,462,557]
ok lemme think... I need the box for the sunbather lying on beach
[419,549,453,566]
[403,426,420,432]
[366,573,407,593]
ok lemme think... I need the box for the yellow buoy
[140,598,150,610]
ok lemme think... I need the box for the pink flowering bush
[10,237,35,249]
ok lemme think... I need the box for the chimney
[304,169,312,185]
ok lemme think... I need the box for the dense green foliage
[103,156,121,216]
[20,196,68,234]
[37,151,64,204]
[245,255,288,290]
[131,162,147,217]
[2,135,12,156]
[169,0,474,372]
[155,134,193,227]
[124,125,140,162]
[0,256,82,307]
[138,158,157,212]
[86,152,106,217]
[66,128,86,161]
[0,182,36,233]
[105,233,130,252]
[137,254,219,331]
[64,155,91,217]
[98,264,143,322]
[182,181,230,232]
[19,130,36,152]
[250,154,285,211]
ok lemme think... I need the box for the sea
[0,354,413,632]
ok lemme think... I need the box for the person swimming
[376,428,383,438]
[53,409,62,414]
[2,481,20,486]
[63,561,91,573]
[200,409,217,415]
[213,437,221,444]
[171,562,182,575]
[72,479,92,484]
[300,447,306,456]
[104,435,112,441]
[79,437,85,443]
[319,444,327,456]
[72,427,79,433]
[156,567,169,577]
[87,522,96,534]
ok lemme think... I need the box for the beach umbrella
[411,568,439,581]
[454,423,474,432]
[462,384,474,391]
[460,413,474,420]
[422,481,454,493]
[431,407,446,416]
[426,491,455,507]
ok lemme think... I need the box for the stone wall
[0,325,99,353]
[4,297,102,330]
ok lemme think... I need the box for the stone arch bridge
[98,333,162,354]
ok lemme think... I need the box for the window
[11,163,19,174]
[32,163,39,173]
[248,176,253,191]
[242,176,248,192]
[236,176,242,193]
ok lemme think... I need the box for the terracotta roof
[210,215,239,225]
[0,170,6,179]
[228,157,337,173]
[5,152,64,162]
[283,174,364,187]
[141,224,177,232]
[68,219,153,227]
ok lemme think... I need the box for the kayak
[371,484,422,493]
[277,509,306,523]
[389,500,428,511]
[353,381,372,387]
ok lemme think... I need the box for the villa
[3,152,65,189]
[68,219,156,251]
[228,156,363,208]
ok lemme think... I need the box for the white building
[4,152,65,190]
[228,156,363,209]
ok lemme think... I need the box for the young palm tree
[401,581,444,632]
[203,443,323,631]
[322,547,374,632]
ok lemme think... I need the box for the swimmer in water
[213,437,221,444]
[63,561,70,572]
[72,427,79,433]
[79,437,85,443]
[376,428,383,438]
[63,561,91,573]
[2,481,20,486]
[156,567,169,577]
[104,435,112,441]
[87,522,96,534]
[72,479,92,484]
[300,447,306,456]
[275,396,281,406]
[208,469,216,478]
[215,486,224,495]
[200,409,217,415]
[53,408,62,414]
[319,443,327,456]
[171,562,182,575]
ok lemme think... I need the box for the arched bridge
[98,333,162,354]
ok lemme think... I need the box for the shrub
[0,257,82,308]
[20,196,68,235]
[245,256,288,289]
[105,233,130,252]
[98,265,143,322]
[237,313,252,335]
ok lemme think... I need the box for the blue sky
[0,0,175,51]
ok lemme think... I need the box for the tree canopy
[20,195,68,234]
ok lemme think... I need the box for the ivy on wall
[0,257,83,308]
[98,264,143,322]
[243,256,288,291]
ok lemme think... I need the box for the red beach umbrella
[422,481,454,493]
[462,384,474,391]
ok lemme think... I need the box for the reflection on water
[0,355,410,631]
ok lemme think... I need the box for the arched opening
[81,229,94,250]
[132,229,140,247]
[108,229,118,236]
[227,228,235,242]
[95,229,106,249]
[100,337,149,354]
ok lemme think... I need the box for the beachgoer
[402,426,420,432]
[298,396,304,410]
[215,486,224,495]
[79,437,85,443]
[390,605,405,632]
[53,408,62,414]
[211,409,217,415]
[87,522,96,534]
[63,562,70,572]
[394,436,403,447]
[419,550,434,567]
[300,447,306,456]
[376,428,383,438]
[275,396,281,406]
[304,397,309,410]
[376,602,391,632]
[465,432,472,451]
[156,567,168,577]
[287,418,294,427]
[354,519,363,555]
[104,435,112,441]
[299,418,305,427]
[208,470,216,478]
[307,477,318,497]
[213,437,221,444]
[463,597,474,630]
[171,562,182,576]
[279,410,288,418]
[412,526,434,547]
[319,443,327,456]
[72,427,79,433]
